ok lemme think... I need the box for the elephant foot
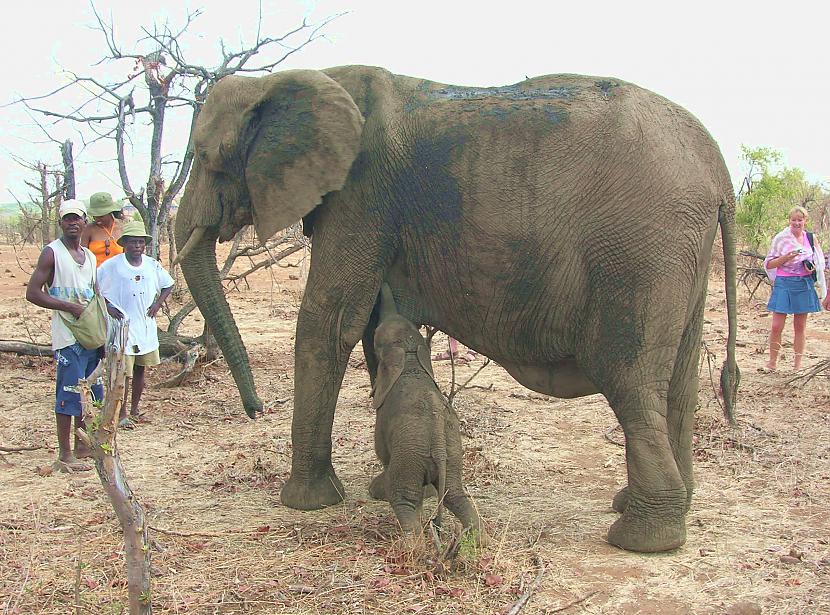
[606,509,686,553]
[368,473,387,501]
[281,470,345,510]
[611,486,630,513]
[243,398,264,419]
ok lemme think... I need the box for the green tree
[735,146,825,251]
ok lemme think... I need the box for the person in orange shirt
[81,192,125,266]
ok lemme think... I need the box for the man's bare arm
[26,247,84,318]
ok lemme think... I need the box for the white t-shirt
[97,254,174,355]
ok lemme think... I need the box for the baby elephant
[369,284,486,543]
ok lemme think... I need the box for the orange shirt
[88,238,124,267]
[87,220,124,267]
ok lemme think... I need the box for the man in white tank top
[26,200,103,472]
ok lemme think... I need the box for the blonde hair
[788,206,808,219]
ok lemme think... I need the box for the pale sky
[0,0,827,203]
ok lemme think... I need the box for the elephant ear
[372,347,406,410]
[243,70,365,243]
[416,344,436,381]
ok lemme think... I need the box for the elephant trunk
[178,227,263,417]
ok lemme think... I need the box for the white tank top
[46,238,97,350]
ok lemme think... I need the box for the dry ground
[0,242,829,614]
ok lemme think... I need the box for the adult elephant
[175,65,739,553]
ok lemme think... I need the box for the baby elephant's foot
[368,472,388,500]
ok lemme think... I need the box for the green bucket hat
[88,192,124,217]
[117,220,152,246]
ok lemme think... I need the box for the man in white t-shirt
[97,220,174,428]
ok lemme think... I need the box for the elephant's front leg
[280,284,378,510]
[386,464,426,535]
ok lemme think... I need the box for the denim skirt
[767,275,821,314]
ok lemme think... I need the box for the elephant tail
[718,199,741,425]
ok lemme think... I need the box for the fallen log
[0,340,51,356]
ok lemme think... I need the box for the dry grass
[1,244,829,613]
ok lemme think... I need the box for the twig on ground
[468,384,495,392]
[505,554,546,615]
[508,392,549,401]
[0,444,45,453]
[148,525,286,538]
[548,590,599,613]
[158,346,201,388]
[74,527,83,615]
[784,358,830,386]
[603,424,625,447]
[449,358,492,403]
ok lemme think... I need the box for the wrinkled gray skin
[175,65,740,553]
[369,284,486,541]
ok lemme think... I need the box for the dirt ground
[1,240,829,615]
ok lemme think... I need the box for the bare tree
[10,156,64,246]
[3,3,341,355]
[17,3,342,260]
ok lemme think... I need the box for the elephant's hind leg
[582,279,691,551]
[667,292,707,512]
[610,293,706,519]
[604,385,688,553]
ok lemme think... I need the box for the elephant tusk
[173,226,207,266]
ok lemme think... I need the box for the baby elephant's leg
[443,487,488,545]
[444,411,489,545]
[386,460,426,534]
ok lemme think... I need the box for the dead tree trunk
[76,321,152,614]
[61,140,75,200]
[37,163,50,246]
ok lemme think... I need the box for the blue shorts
[767,275,821,314]
[54,343,104,417]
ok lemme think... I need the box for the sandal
[52,459,93,473]
[118,417,137,430]
[756,366,777,374]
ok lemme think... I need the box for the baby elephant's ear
[372,347,406,409]
[416,344,436,381]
